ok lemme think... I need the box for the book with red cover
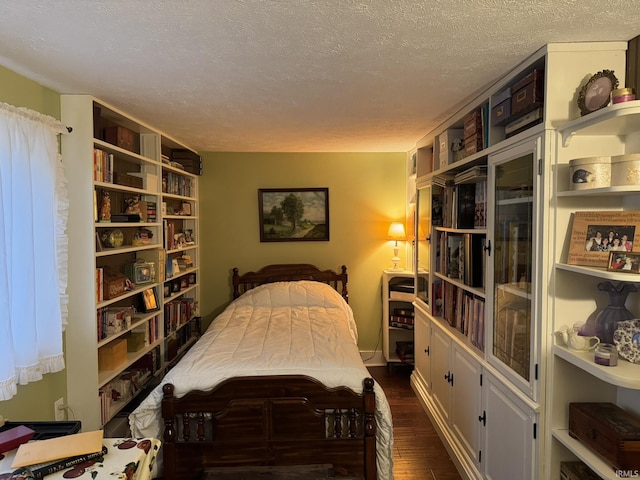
[0,425,35,453]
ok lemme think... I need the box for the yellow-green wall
[198,152,409,351]
[0,64,409,421]
[0,64,67,420]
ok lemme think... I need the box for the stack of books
[395,341,415,364]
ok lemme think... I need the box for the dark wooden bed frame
[161,264,377,480]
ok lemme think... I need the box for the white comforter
[129,280,394,480]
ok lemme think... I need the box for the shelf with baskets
[62,95,201,432]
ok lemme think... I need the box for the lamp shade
[387,222,406,240]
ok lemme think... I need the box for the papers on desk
[11,430,103,468]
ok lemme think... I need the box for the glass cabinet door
[415,184,432,309]
[487,136,540,398]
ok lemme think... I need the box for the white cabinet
[382,270,415,365]
[413,304,431,389]
[481,371,538,480]
[549,100,640,478]
[62,95,200,431]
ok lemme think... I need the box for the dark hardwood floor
[368,365,462,480]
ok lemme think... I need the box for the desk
[0,437,160,480]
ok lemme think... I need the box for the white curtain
[0,102,68,401]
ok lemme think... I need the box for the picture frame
[567,211,640,268]
[141,287,159,312]
[258,188,329,242]
[577,69,619,116]
[607,251,640,273]
[181,201,192,216]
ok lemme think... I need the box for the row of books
[162,171,194,197]
[436,232,485,288]
[164,297,195,336]
[440,282,485,351]
[395,340,414,364]
[93,148,114,183]
[433,179,487,229]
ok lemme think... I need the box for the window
[0,102,68,400]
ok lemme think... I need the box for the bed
[129,264,394,480]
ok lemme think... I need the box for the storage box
[505,107,543,138]
[463,109,483,138]
[113,172,143,189]
[568,402,640,470]
[98,337,128,371]
[511,69,544,118]
[103,269,127,300]
[559,461,600,480]
[171,149,202,176]
[611,153,640,186]
[464,132,483,156]
[491,87,511,127]
[126,331,146,352]
[125,259,155,285]
[104,126,139,154]
[569,156,611,190]
[438,129,465,167]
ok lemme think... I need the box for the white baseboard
[360,350,386,366]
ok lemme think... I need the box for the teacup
[567,331,600,351]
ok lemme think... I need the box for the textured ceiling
[1,1,640,152]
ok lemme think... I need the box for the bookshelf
[62,96,200,432]
[409,42,629,479]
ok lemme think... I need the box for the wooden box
[104,125,139,154]
[126,331,146,352]
[464,132,483,156]
[491,98,511,126]
[510,69,544,118]
[463,109,482,138]
[103,269,127,300]
[171,149,203,176]
[113,172,143,189]
[568,402,640,470]
[98,338,127,371]
[560,461,600,480]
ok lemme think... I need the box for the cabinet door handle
[425,346,430,356]
[426,234,431,243]
[449,373,454,386]
[483,239,492,256]
[478,411,486,426]
[444,372,450,382]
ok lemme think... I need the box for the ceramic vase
[594,281,636,344]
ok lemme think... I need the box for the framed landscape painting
[259,188,329,242]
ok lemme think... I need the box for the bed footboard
[161,375,376,480]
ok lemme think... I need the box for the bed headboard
[232,264,348,302]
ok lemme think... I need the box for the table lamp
[387,222,406,271]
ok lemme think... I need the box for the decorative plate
[577,69,619,116]
[613,319,640,363]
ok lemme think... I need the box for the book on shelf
[432,279,443,317]
[456,183,476,229]
[474,179,486,228]
[395,341,414,363]
[446,233,464,280]
[463,233,486,288]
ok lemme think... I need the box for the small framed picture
[141,287,160,312]
[180,277,189,289]
[181,202,192,216]
[607,251,640,273]
[163,282,171,297]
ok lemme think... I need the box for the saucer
[613,319,640,364]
